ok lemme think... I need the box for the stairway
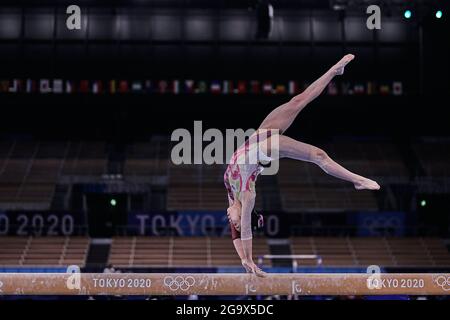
[268,239,292,268]
[85,239,111,269]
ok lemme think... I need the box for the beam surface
[0,273,449,295]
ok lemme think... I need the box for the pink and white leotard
[223,131,273,203]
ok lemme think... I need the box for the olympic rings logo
[434,276,450,291]
[163,276,196,291]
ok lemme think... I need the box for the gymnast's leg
[258,54,354,134]
[239,190,266,277]
[276,135,380,190]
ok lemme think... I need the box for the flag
[222,80,233,95]
[158,80,168,94]
[144,80,152,94]
[196,81,207,94]
[341,82,351,95]
[92,80,104,94]
[0,80,9,92]
[367,81,375,95]
[275,83,287,95]
[262,81,273,94]
[118,80,129,93]
[250,81,260,94]
[9,79,22,93]
[79,80,89,93]
[109,80,116,94]
[379,84,390,95]
[53,79,63,94]
[184,80,195,94]
[327,81,338,95]
[66,80,74,94]
[288,81,299,95]
[131,81,143,93]
[172,80,180,94]
[26,79,37,93]
[210,80,221,94]
[354,83,365,95]
[237,81,247,94]
[39,79,52,93]
[393,82,403,96]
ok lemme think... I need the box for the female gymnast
[223,54,380,277]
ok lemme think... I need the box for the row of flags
[0,79,404,96]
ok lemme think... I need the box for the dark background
[0,0,448,141]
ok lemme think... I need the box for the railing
[257,254,322,273]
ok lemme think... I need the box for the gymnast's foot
[354,177,381,190]
[333,54,355,76]
[242,259,267,278]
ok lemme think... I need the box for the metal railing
[258,254,322,273]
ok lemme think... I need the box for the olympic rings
[434,276,450,291]
[163,276,196,291]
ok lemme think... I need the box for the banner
[355,211,405,236]
[0,211,85,236]
[128,211,286,237]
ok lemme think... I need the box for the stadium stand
[290,237,450,267]
[108,236,270,268]
[0,237,89,267]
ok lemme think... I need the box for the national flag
[39,79,52,93]
[172,80,180,94]
[8,79,21,93]
[393,82,403,96]
[341,82,351,95]
[288,81,299,95]
[379,84,390,95]
[118,80,129,93]
[0,80,9,92]
[26,79,37,93]
[222,80,233,94]
[65,80,74,93]
[367,81,375,95]
[250,81,260,94]
[52,79,63,94]
[237,81,247,94]
[354,83,365,95]
[210,80,221,94]
[184,80,195,94]
[131,81,143,93]
[144,80,152,93]
[327,81,338,95]
[79,80,89,93]
[158,80,168,94]
[109,80,117,94]
[262,81,273,94]
[196,81,207,94]
[275,83,287,95]
[92,80,104,94]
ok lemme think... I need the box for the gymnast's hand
[242,259,267,278]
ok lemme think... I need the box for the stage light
[420,200,426,207]
[404,10,412,19]
[435,10,443,19]
[110,199,117,207]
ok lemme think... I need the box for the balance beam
[0,273,449,296]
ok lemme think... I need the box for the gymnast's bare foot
[354,177,381,190]
[242,259,267,278]
[333,54,355,76]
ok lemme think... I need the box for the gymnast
[223,54,380,277]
